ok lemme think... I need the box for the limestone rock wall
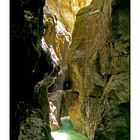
[43,0,92,70]
[44,0,92,32]
[43,10,71,65]
[67,0,130,139]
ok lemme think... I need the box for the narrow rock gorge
[11,0,129,140]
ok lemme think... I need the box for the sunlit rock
[41,37,60,65]
[49,101,60,131]
[43,0,92,69]
[67,0,130,139]
[48,90,64,128]
[43,11,71,67]
[44,0,92,32]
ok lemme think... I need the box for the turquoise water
[51,116,88,140]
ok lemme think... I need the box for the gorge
[10,0,129,140]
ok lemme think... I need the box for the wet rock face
[67,0,129,139]
[10,0,56,139]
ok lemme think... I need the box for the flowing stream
[51,116,88,140]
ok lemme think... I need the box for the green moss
[43,15,48,35]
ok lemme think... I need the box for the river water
[51,116,88,140]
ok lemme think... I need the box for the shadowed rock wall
[10,0,56,139]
